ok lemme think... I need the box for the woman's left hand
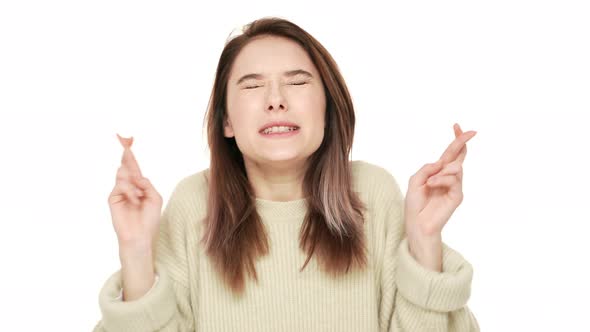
[404,123,477,271]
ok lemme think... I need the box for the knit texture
[93,160,480,331]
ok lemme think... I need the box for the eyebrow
[235,69,313,85]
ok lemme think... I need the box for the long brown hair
[201,17,367,295]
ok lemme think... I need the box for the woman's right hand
[108,134,163,252]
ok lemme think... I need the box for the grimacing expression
[224,35,327,165]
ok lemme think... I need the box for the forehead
[230,36,317,78]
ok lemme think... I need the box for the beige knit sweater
[93,160,480,331]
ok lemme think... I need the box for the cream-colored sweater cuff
[114,274,159,300]
[395,237,473,312]
[98,264,176,332]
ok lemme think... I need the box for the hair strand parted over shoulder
[201,16,368,295]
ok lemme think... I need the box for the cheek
[227,96,261,134]
[298,91,326,127]
[229,112,251,138]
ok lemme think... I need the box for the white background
[1,0,589,330]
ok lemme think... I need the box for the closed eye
[244,82,307,89]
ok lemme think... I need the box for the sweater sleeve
[92,180,196,332]
[114,274,159,301]
[373,165,480,332]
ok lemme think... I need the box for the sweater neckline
[254,196,309,220]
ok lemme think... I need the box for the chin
[256,149,311,164]
[263,153,301,163]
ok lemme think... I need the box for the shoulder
[173,168,209,197]
[350,161,406,258]
[350,160,404,205]
[164,168,210,223]
[351,160,397,185]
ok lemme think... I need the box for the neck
[244,158,308,202]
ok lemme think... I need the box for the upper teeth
[263,126,298,134]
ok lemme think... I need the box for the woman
[94,17,479,331]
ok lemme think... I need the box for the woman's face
[224,35,326,168]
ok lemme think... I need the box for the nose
[266,83,287,112]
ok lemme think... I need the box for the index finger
[439,127,476,164]
[117,133,143,178]
[454,123,468,163]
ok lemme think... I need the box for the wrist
[407,234,443,272]
[119,244,154,265]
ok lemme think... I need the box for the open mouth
[259,126,300,135]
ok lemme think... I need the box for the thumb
[409,160,444,187]
[133,177,160,201]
